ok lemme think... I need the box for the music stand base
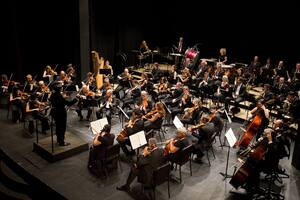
[219,172,232,180]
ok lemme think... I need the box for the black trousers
[54,113,67,145]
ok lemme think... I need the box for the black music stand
[220,128,236,181]
[99,69,112,76]
[117,105,129,127]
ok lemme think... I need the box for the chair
[214,119,224,149]
[140,162,171,200]
[169,144,193,183]
[102,143,121,178]
[204,132,218,166]
[152,118,167,142]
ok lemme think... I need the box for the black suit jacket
[94,133,115,160]
[137,148,166,185]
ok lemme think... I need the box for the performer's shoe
[59,142,71,146]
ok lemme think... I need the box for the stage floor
[0,108,299,200]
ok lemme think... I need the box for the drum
[185,48,199,60]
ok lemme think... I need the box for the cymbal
[169,53,183,57]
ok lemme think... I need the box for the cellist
[248,99,270,141]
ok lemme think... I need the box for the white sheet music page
[173,116,184,129]
[225,128,237,147]
[90,117,108,135]
[129,131,147,150]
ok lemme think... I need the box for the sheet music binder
[99,69,111,75]
[90,117,109,135]
[129,131,147,150]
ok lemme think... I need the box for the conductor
[50,82,78,146]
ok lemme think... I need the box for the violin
[116,118,139,141]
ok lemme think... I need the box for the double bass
[236,114,262,149]
[230,137,268,189]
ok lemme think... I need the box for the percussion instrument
[185,48,199,60]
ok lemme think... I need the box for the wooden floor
[0,107,299,200]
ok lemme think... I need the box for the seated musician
[188,114,215,163]
[43,65,57,84]
[198,71,212,99]
[36,80,51,102]
[260,83,275,108]
[88,124,115,176]
[208,105,223,133]
[180,98,202,126]
[1,74,9,95]
[272,76,290,103]
[83,72,96,91]
[25,94,50,135]
[57,71,72,87]
[116,109,144,157]
[241,128,288,193]
[115,68,132,96]
[76,85,94,121]
[225,77,246,116]
[9,87,25,123]
[164,82,183,106]
[168,65,178,85]
[212,62,224,83]
[164,127,189,166]
[23,74,37,94]
[66,64,76,82]
[179,66,191,85]
[138,73,148,91]
[103,59,114,79]
[248,99,270,140]
[213,75,230,106]
[218,48,228,64]
[96,89,114,124]
[156,77,169,101]
[134,90,152,115]
[142,102,166,132]
[170,86,192,119]
[117,137,166,192]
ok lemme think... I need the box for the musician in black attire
[117,138,166,192]
[249,100,270,141]
[49,83,78,146]
[225,77,246,115]
[116,109,144,157]
[88,124,115,176]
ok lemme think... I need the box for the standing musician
[116,109,144,157]
[88,124,115,176]
[43,65,57,84]
[76,85,95,121]
[25,94,50,135]
[142,102,166,132]
[218,48,228,64]
[248,99,270,141]
[116,138,166,192]
[188,114,216,163]
[96,89,114,124]
[49,82,78,146]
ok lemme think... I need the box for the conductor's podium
[33,131,89,162]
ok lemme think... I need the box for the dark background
[1,0,299,80]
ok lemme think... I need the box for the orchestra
[1,42,299,200]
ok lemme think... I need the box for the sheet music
[90,117,108,135]
[225,128,237,147]
[173,116,183,129]
[129,131,147,150]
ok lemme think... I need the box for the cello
[230,136,268,189]
[236,114,262,149]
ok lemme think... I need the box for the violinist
[138,73,148,91]
[83,72,96,91]
[188,114,215,163]
[9,87,25,123]
[23,74,37,94]
[0,74,9,95]
[134,90,152,115]
[168,65,178,84]
[36,80,51,102]
[180,98,202,125]
[157,77,168,95]
[66,64,76,82]
[88,124,115,176]
[117,138,166,192]
[43,65,57,84]
[76,85,94,121]
[96,89,114,124]
[179,66,191,85]
[248,99,270,140]
[25,94,50,135]
[225,77,246,116]
[57,71,71,87]
[115,68,132,96]
[116,109,144,157]
[170,86,192,119]
[142,102,166,132]
[164,127,189,167]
